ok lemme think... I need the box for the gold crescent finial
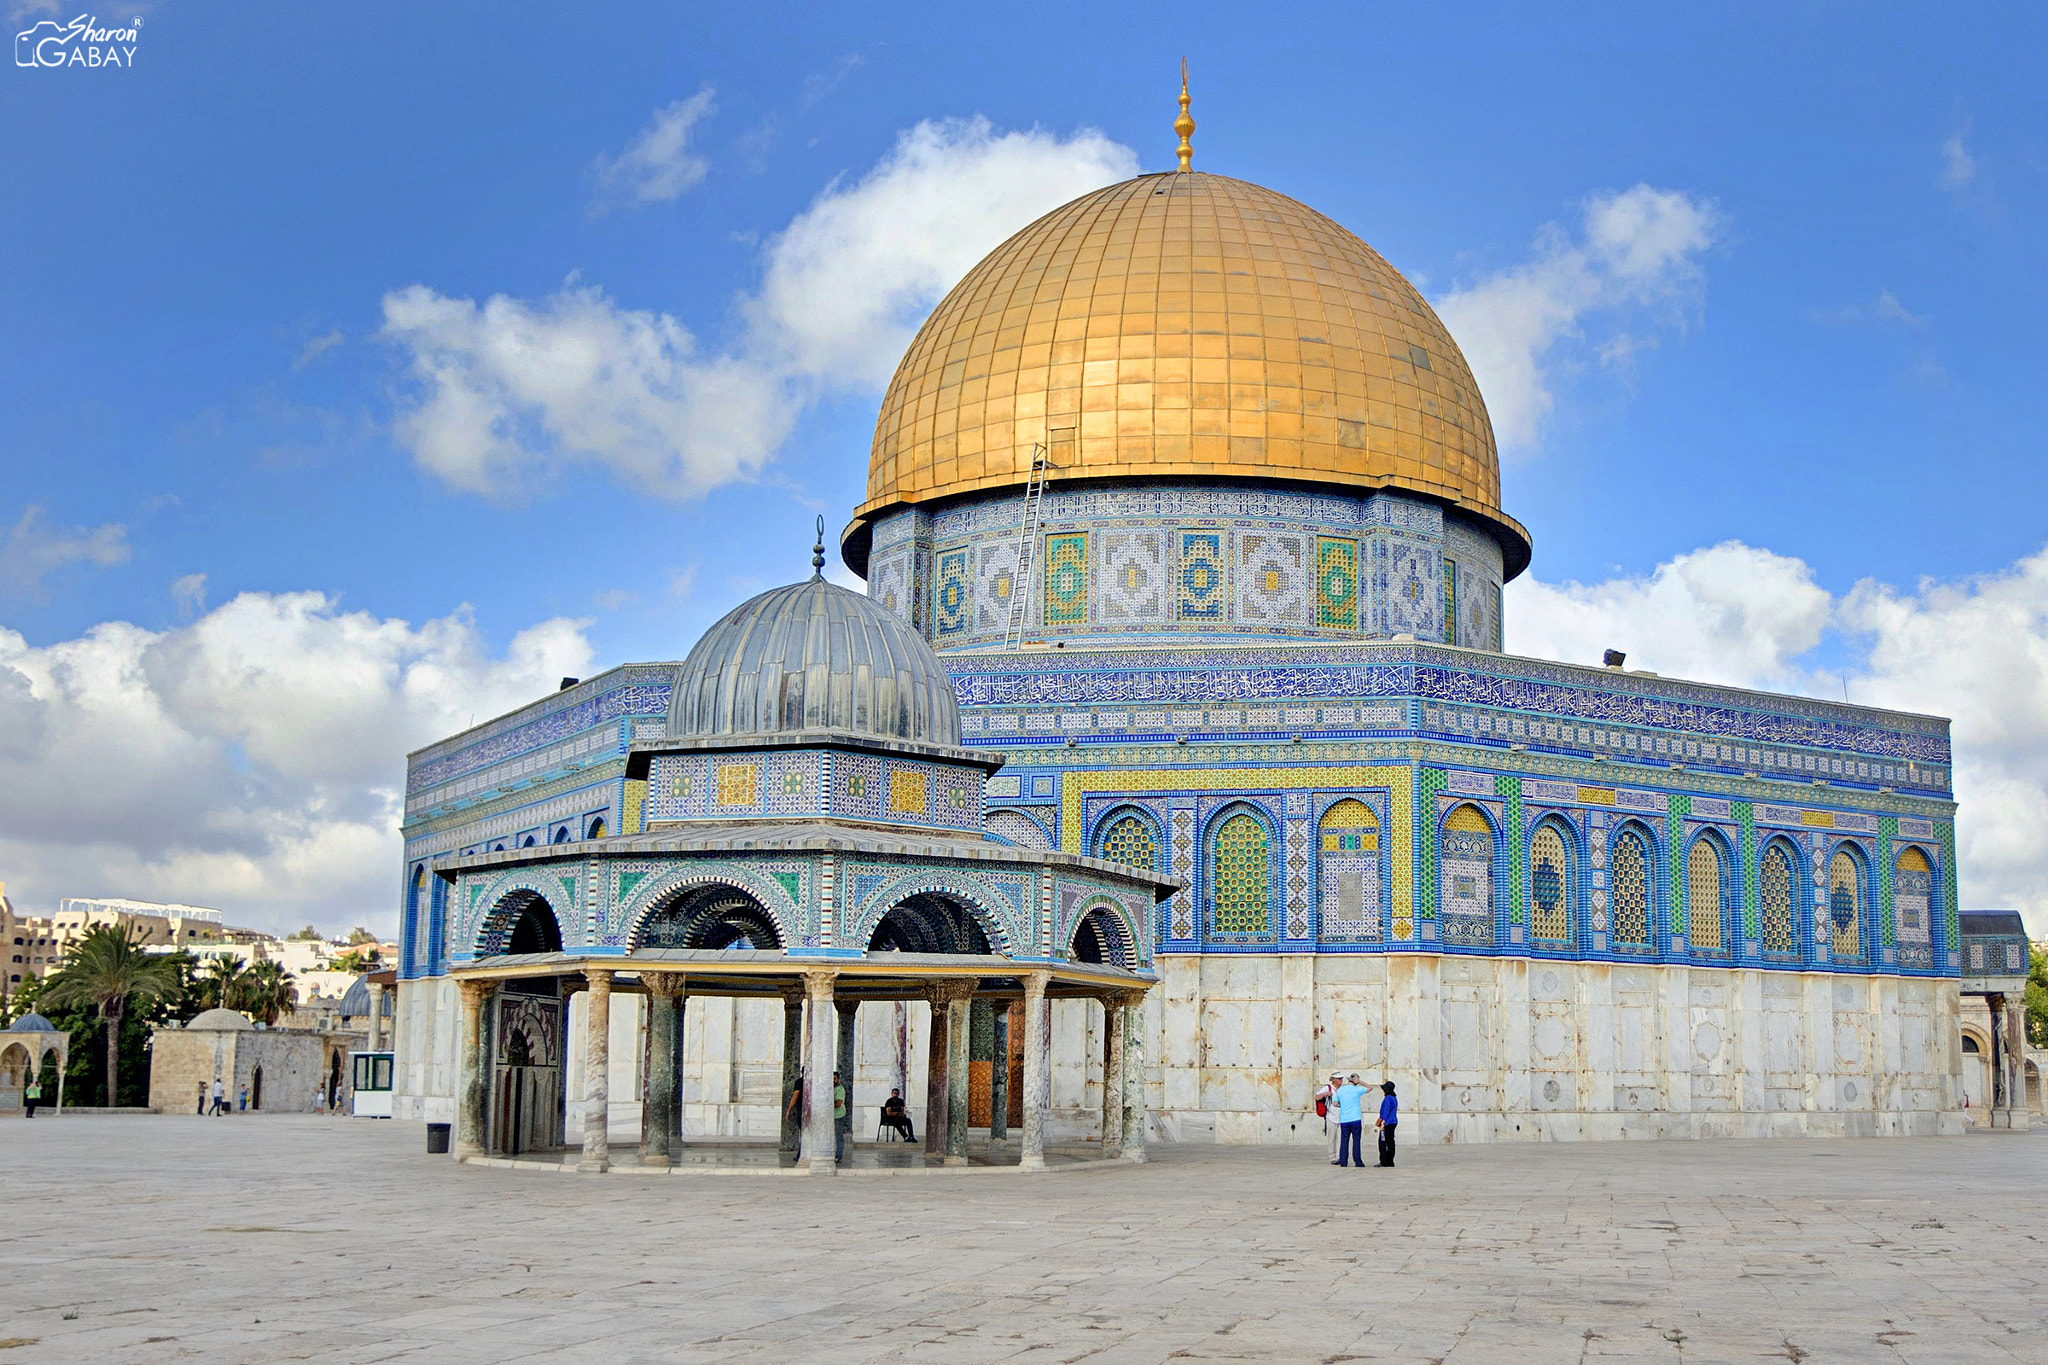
[1174,58,1195,172]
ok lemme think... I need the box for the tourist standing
[1332,1073,1371,1167]
[195,1081,206,1115]
[1375,1081,1399,1167]
[22,1077,39,1118]
[210,1079,226,1115]
[1314,1071,1343,1164]
[832,1070,848,1161]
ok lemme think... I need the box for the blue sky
[3,1,2045,933]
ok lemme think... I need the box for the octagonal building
[393,121,1965,1154]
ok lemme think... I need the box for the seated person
[879,1088,916,1141]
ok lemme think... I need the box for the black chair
[877,1105,916,1142]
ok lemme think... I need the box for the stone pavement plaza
[1,1117,2043,1364]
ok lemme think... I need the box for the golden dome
[849,171,1529,577]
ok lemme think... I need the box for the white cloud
[0,592,591,937]
[1434,185,1721,453]
[1508,542,2048,935]
[1814,289,1925,328]
[293,328,344,370]
[593,89,718,208]
[0,505,131,600]
[1940,131,1977,190]
[385,117,1137,501]
[169,572,207,620]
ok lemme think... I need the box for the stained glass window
[1530,822,1571,942]
[1100,813,1158,872]
[1611,827,1650,946]
[1828,849,1861,958]
[1438,803,1493,945]
[1687,838,1723,950]
[1211,812,1271,934]
[1761,843,1796,953]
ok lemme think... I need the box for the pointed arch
[1759,835,1802,956]
[1827,842,1869,960]
[617,868,796,953]
[1609,820,1656,949]
[1894,844,1934,949]
[1438,801,1497,947]
[1528,816,1575,944]
[1067,897,1139,969]
[1318,798,1382,940]
[1206,802,1276,938]
[632,884,783,951]
[585,815,607,840]
[1092,804,1163,873]
[476,888,563,956]
[1685,828,1734,952]
[848,871,1024,957]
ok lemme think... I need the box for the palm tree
[195,955,251,1012]
[242,959,298,1026]
[37,925,181,1106]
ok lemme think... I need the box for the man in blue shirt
[1331,1073,1371,1167]
[1374,1081,1398,1167]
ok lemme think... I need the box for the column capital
[585,966,614,990]
[803,968,838,997]
[456,978,495,1009]
[932,978,978,1007]
[1023,970,1052,995]
[778,982,807,1006]
[640,971,683,999]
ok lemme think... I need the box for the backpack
[1314,1094,1327,1118]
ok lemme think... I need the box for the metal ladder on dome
[1001,436,1061,650]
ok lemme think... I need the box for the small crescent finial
[811,515,826,577]
[1174,58,1195,172]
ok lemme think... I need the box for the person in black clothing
[879,1088,916,1141]
[1374,1080,1398,1167]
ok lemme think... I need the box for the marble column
[943,982,973,1165]
[836,998,858,1151]
[989,1002,1009,1143]
[1101,995,1126,1158]
[805,972,839,1173]
[1020,971,1051,1171]
[367,981,387,1051]
[579,968,612,1173]
[1120,993,1148,1162]
[641,973,680,1167]
[778,986,804,1156]
[2006,997,2031,1130]
[454,979,492,1159]
[923,986,949,1157]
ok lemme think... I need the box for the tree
[287,924,322,942]
[346,927,377,946]
[194,955,252,1012]
[2027,944,2047,1050]
[36,925,180,1108]
[241,959,298,1026]
[332,947,381,974]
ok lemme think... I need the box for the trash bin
[426,1122,451,1154]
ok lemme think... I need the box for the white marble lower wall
[393,957,1963,1144]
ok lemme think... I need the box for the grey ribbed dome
[669,577,961,746]
[5,1012,57,1032]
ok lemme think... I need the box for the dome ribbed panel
[668,578,962,747]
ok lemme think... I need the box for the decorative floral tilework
[887,768,928,815]
[1237,532,1307,627]
[1043,533,1089,626]
[1315,537,1359,629]
[936,546,970,638]
[1098,529,1167,625]
[974,540,1020,633]
[1177,531,1225,620]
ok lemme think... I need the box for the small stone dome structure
[667,573,963,747]
[186,1007,254,1031]
[5,1012,59,1033]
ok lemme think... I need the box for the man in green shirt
[23,1078,41,1118]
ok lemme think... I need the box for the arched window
[1318,799,1380,938]
[1828,848,1862,959]
[1761,841,1797,954]
[1611,825,1651,947]
[1529,821,1572,943]
[552,827,571,844]
[586,816,607,840]
[404,865,425,976]
[521,835,538,848]
[1438,803,1494,945]
[1894,847,1932,947]
[1211,812,1271,935]
[1097,811,1159,872]
[1687,837,1725,951]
